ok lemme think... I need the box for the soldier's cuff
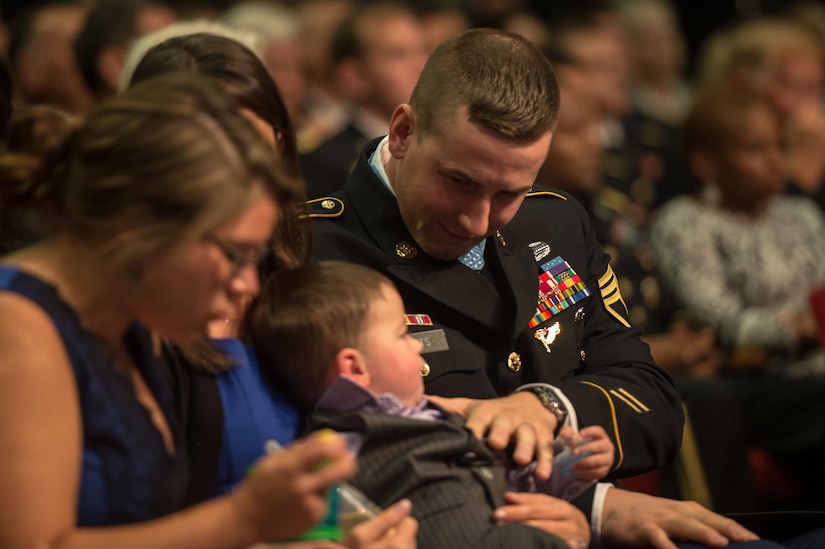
[590,482,614,549]
[515,382,579,432]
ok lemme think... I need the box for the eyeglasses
[204,232,270,271]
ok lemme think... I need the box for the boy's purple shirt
[314,374,446,420]
[313,375,593,499]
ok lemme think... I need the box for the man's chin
[420,243,465,262]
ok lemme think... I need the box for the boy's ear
[334,347,370,386]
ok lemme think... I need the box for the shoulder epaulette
[526,190,567,200]
[304,197,344,218]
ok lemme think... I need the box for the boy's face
[359,283,426,407]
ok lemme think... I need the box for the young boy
[248,260,614,549]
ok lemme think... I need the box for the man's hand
[601,488,760,549]
[428,391,558,480]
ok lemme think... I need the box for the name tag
[409,329,450,353]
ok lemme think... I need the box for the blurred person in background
[615,0,693,127]
[694,15,825,210]
[294,0,355,156]
[223,1,307,125]
[652,85,825,513]
[72,0,176,104]
[298,0,428,199]
[6,0,92,115]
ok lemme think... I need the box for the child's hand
[569,425,614,481]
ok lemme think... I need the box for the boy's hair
[248,260,393,411]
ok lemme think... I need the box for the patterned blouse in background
[651,194,825,355]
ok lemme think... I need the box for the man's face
[540,71,604,193]
[387,105,553,260]
[564,21,631,119]
[357,12,429,118]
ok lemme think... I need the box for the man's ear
[388,104,415,159]
[334,347,370,386]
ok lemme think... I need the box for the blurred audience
[502,9,551,51]
[222,1,306,124]
[0,105,75,255]
[651,85,825,512]
[695,16,825,210]
[73,0,177,103]
[544,3,692,351]
[298,0,428,199]
[416,2,471,54]
[294,0,355,155]
[6,0,91,115]
[1,55,13,140]
[615,0,693,126]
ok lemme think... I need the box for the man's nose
[457,199,491,237]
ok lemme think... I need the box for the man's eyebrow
[443,167,477,184]
[443,167,532,195]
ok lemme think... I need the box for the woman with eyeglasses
[0,72,360,549]
[124,27,420,548]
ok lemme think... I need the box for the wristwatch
[522,386,568,434]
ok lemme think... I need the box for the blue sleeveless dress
[211,338,301,497]
[0,266,188,525]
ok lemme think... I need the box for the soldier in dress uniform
[308,26,686,530]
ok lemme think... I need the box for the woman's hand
[491,492,590,549]
[230,431,357,543]
[342,499,418,549]
[244,500,417,549]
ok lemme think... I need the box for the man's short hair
[410,28,560,143]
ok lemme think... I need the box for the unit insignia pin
[534,322,561,353]
[507,352,522,372]
[529,241,551,262]
[395,241,418,259]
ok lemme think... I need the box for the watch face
[533,387,566,420]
